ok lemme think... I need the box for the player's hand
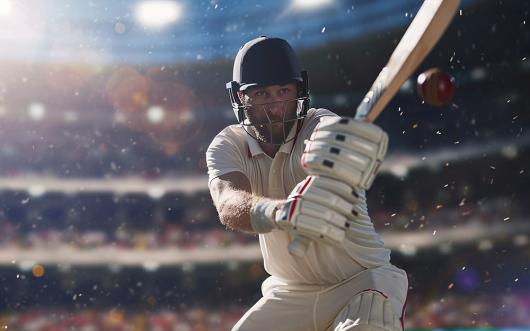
[301,117,388,190]
[275,175,364,245]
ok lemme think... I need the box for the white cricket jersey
[207,108,391,285]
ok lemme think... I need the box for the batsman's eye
[330,147,340,155]
[335,134,346,142]
[323,160,334,168]
[253,90,267,98]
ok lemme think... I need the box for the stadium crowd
[0,196,524,251]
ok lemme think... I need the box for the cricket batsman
[207,36,408,331]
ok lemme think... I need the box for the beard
[250,119,297,145]
[243,100,299,145]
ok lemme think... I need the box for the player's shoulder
[215,124,245,139]
[301,108,339,132]
[309,107,339,118]
[207,124,246,152]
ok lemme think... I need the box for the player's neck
[259,142,280,158]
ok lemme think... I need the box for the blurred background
[0,0,529,330]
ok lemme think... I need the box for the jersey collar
[246,132,264,158]
[246,119,302,158]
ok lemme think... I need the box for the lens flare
[135,1,182,28]
[0,0,12,16]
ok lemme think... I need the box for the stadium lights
[18,260,36,272]
[182,262,194,272]
[0,0,12,16]
[388,163,408,178]
[147,186,166,199]
[501,145,518,159]
[147,105,165,123]
[398,243,416,256]
[28,102,46,121]
[477,239,493,251]
[135,1,182,28]
[514,234,528,246]
[142,260,160,272]
[292,0,333,10]
[28,185,46,197]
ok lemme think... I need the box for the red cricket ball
[416,68,455,107]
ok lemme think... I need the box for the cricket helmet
[226,36,310,144]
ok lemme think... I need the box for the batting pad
[331,290,402,331]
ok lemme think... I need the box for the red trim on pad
[400,289,408,331]
[357,289,388,299]
[356,289,407,331]
[288,198,298,220]
[298,176,313,194]
[288,177,312,222]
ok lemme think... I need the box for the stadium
[0,0,529,330]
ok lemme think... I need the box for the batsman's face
[240,83,299,144]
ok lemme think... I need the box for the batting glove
[301,117,388,190]
[274,176,366,245]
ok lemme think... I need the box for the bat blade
[355,0,460,123]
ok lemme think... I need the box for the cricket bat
[289,0,461,257]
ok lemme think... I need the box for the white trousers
[232,264,408,331]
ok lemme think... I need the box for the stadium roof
[0,0,479,64]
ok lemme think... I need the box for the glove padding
[301,117,388,190]
[275,176,367,245]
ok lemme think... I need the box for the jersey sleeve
[206,129,247,187]
[288,108,341,184]
[298,108,340,148]
[311,108,339,122]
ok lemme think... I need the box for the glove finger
[358,290,374,322]
[307,131,381,160]
[307,177,371,220]
[275,196,355,233]
[296,199,351,230]
[304,139,373,172]
[316,117,386,144]
[302,153,363,188]
[298,187,373,235]
[302,186,358,219]
[295,214,345,244]
[348,215,374,229]
[287,176,364,219]
[274,198,298,229]
[383,298,400,330]
[369,291,387,330]
[310,176,365,206]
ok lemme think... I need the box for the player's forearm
[217,188,255,233]
[217,190,283,234]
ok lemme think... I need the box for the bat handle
[288,234,311,257]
